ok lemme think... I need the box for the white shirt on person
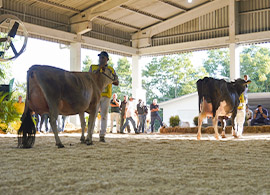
[126,101,135,118]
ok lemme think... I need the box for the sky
[9,37,206,84]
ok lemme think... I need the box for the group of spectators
[106,93,164,134]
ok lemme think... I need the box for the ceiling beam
[120,5,164,21]
[132,0,229,47]
[70,0,131,34]
[158,0,188,12]
[97,16,141,30]
[33,0,80,13]
[138,37,228,56]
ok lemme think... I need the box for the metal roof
[1,0,270,56]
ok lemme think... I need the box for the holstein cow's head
[95,67,119,86]
[232,78,251,95]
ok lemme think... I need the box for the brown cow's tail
[18,70,36,148]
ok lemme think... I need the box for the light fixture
[188,0,192,3]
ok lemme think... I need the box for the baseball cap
[98,51,109,59]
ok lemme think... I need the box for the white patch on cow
[216,101,230,116]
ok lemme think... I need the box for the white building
[159,93,199,127]
[159,92,270,128]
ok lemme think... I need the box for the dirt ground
[1,133,270,195]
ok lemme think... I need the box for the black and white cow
[196,77,251,140]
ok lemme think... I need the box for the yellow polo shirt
[90,65,115,98]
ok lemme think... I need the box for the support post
[229,43,240,81]
[69,41,82,127]
[132,55,145,102]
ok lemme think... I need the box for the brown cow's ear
[113,80,119,86]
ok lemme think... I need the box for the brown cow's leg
[197,113,204,140]
[79,112,86,143]
[86,106,99,145]
[49,113,64,148]
[213,116,220,140]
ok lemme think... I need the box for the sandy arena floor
[1,133,270,194]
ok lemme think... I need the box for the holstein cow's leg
[49,111,64,148]
[213,116,220,140]
[221,118,226,138]
[79,112,86,143]
[86,106,99,145]
[197,113,205,140]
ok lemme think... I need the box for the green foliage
[0,92,21,132]
[169,115,180,127]
[143,54,208,104]
[203,48,230,78]
[240,45,270,92]
[112,57,132,100]
[0,61,12,83]
[193,116,198,126]
[82,55,93,72]
[12,81,27,100]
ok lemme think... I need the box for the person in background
[245,105,253,126]
[120,97,138,134]
[89,51,116,142]
[120,95,130,133]
[137,99,146,133]
[40,114,49,133]
[150,99,163,133]
[243,75,249,104]
[251,105,270,126]
[14,95,25,115]
[110,93,121,133]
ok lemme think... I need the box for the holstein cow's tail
[18,70,36,148]
[196,79,203,113]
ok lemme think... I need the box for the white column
[229,43,240,81]
[70,42,81,71]
[69,42,81,128]
[229,0,240,81]
[132,55,146,102]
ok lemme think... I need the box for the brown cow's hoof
[57,144,65,148]
[80,137,85,143]
[215,135,220,140]
[197,134,201,140]
[86,140,93,145]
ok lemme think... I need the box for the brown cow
[18,65,118,148]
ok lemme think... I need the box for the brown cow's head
[94,67,119,86]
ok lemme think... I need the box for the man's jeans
[121,117,137,133]
[151,114,163,133]
[138,115,146,133]
[99,96,110,137]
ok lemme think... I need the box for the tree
[203,49,230,78]
[81,56,93,72]
[143,54,208,104]
[240,45,270,92]
[112,57,131,100]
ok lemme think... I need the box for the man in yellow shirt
[14,95,25,115]
[89,51,116,142]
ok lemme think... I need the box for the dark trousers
[40,114,49,132]
[251,118,270,126]
[138,115,146,133]
[151,114,163,133]
[120,114,130,133]
[121,117,137,133]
